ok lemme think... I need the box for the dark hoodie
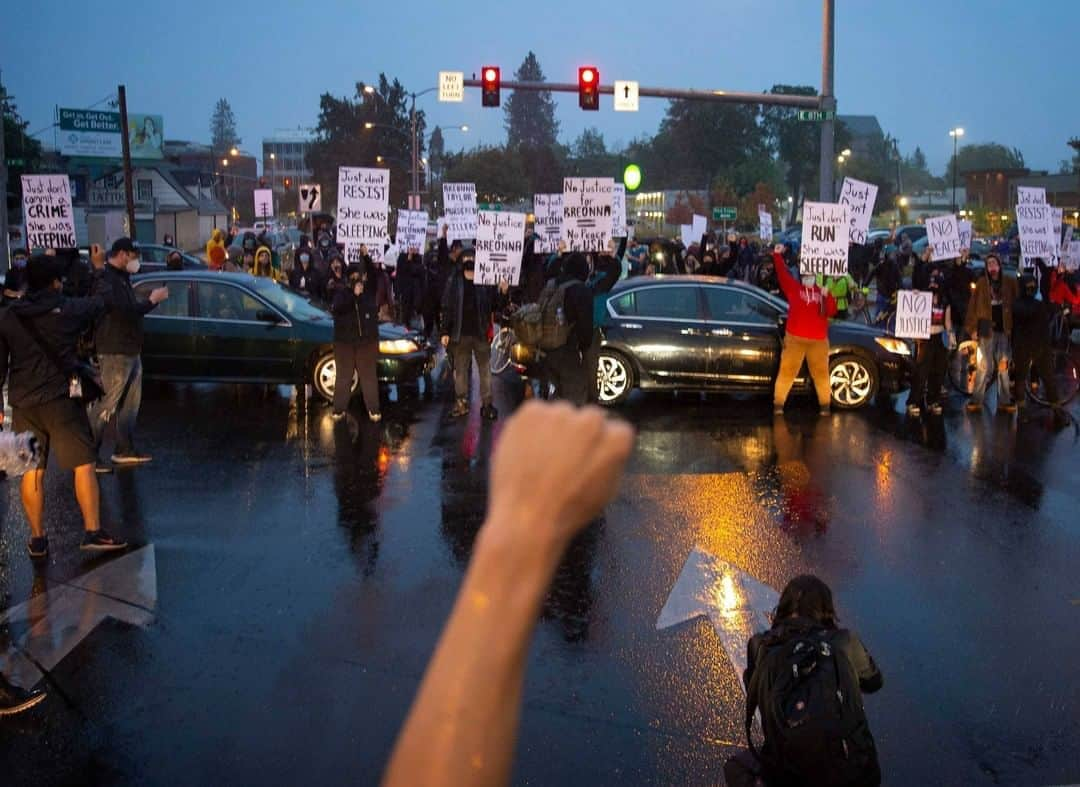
[92,263,158,355]
[557,254,595,352]
[0,288,106,411]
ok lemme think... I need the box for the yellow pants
[773,335,832,407]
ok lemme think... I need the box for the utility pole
[818,0,836,202]
[117,84,137,239]
[0,70,10,270]
[409,94,419,210]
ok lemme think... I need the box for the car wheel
[596,350,634,406]
[312,352,358,404]
[829,354,878,409]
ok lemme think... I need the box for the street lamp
[230,146,239,156]
[949,127,965,212]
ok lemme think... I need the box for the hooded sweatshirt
[253,246,276,280]
[206,229,227,271]
[774,252,837,340]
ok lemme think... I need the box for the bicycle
[1027,308,1078,407]
[490,324,517,375]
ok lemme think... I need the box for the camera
[0,431,41,476]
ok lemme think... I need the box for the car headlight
[379,338,420,355]
[875,336,912,356]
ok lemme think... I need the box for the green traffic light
[623,164,642,191]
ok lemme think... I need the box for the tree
[428,126,446,188]
[666,191,708,226]
[307,74,423,211]
[946,143,1025,181]
[504,52,559,150]
[3,83,44,224]
[762,85,819,224]
[566,128,618,177]
[210,98,241,155]
[442,146,530,204]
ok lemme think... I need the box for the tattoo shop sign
[533,193,563,254]
[475,210,526,285]
[838,177,878,245]
[926,214,962,262]
[895,290,933,339]
[562,177,613,252]
[799,202,849,276]
[337,167,389,264]
[22,175,76,250]
[443,183,478,242]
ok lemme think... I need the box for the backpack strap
[15,312,71,377]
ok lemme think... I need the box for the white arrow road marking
[0,545,157,690]
[656,547,779,682]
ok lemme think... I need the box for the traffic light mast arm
[460,79,822,108]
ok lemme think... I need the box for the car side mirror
[256,309,283,324]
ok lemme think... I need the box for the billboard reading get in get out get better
[58,107,164,159]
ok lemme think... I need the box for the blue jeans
[971,331,1011,406]
[89,354,143,455]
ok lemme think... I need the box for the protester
[753,253,780,296]
[440,249,504,420]
[945,251,975,335]
[252,245,276,280]
[2,248,28,302]
[1011,272,1059,413]
[326,255,381,423]
[584,241,624,403]
[0,254,129,556]
[870,246,902,315]
[384,401,634,787]
[89,238,169,468]
[817,271,857,320]
[725,574,883,787]
[206,228,227,271]
[542,252,595,405]
[166,250,184,271]
[907,268,953,416]
[288,247,321,299]
[162,233,174,247]
[395,246,427,329]
[314,231,336,278]
[963,253,1016,413]
[772,246,837,415]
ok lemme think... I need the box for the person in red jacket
[772,245,837,415]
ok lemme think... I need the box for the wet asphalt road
[1,360,1078,786]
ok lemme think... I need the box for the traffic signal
[578,67,599,110]
[283,177,292,189]
[481,66,500,107]
[258,177,267,188]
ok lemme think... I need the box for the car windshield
[255,280,330,321]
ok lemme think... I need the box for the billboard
[58,108,163,159]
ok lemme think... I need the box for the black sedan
[131,271,435,403]
[593,276,912,409]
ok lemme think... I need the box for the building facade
[262,135,313,194]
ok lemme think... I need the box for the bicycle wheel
[490,328,516,374]
[948,340,982,395]
[1028,350,1079,407]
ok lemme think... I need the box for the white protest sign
[958,220,973,253]
[475,210,526,285]
[381,242,399,267]
[895,290,933,339]
[680,225,695,248]
[1066,240,1080,272]
[533,194,563,254]
[337,167,390,265]
[562,177,613,252]
[926,214,962,262]
[253,189,273,221]
[396,210,428,252]
[838,177,878,245]
[438,71,464,103]
[21,175,76,250]
[799,201,849,276]
[443,183,477,242]
[1051,208,1064,263]
[611,184,627,237]
[759,210,773,243]
[1017,186,1046,206]
[1016,198,1056,269]
[691,214,707,242]
[1063,225,1074,251]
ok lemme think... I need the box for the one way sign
[614,80,639,112]
[299,184,321,213]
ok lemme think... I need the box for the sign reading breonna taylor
[562,177,613,252]
[475,210,527,285]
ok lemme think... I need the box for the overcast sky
[4,0,1077,177]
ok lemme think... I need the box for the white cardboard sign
[895,289,933,339]
[443,183,477,242]
[680,225,695,248]
[799,201,849,276]
[533,194,563,254]
[253,189,273,220]
[337,167,390,265]
[611,184,627,238]
[691,214,707,242]
[1066,240,1080,272]
[21,175,76,250]
[759,211,773,243]
[926,214,962,262]
[838,177,878,245]
[958,220,973,253]
[396,210,429,252]
[475,210,526,285]
[562,177,613,252]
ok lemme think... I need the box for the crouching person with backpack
[726,575,883,787]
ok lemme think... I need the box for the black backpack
[745,627,880,787]
[511,279,576,350]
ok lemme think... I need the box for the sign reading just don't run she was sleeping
[799,201,849,276]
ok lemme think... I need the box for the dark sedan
[592,276,913,409]
[131,271,434,402]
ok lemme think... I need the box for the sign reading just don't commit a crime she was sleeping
[22,175,76,250]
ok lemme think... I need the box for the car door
[701,285,783,386]
[192,280,295,381]
[132,278,198,378]
[607,284,711,386]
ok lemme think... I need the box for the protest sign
[1016,200,1056,268]
[1016,186,1046,206]
[611,184,627,237]
[396,210,428,251]
[443,183,478,242]
[475,210,526,285]
[253,189,273,221]
[838,177,878,245]
[1066,240,1080,272]
[691,214,707,242]
[895,290,933,339]
[958,220,973,253]
[680,225,695,248]
[799,201,849,275]
[926,214,962,262]
[381,242,399,267]
[1063,225,1074,250]
[533,194,563,253]
[337,167,389,265]
[562,177,613,252]
[759,210,773,243]
[21,175,76,250]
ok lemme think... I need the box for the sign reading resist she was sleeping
[475,210,526,285]
[22,175,76,250]
[337,167,389,264]
[799,201,849,276]
[562,177,613,252]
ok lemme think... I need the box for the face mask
[126,259,141,274]
[801,275,816,287]
[320,240,330,249]
[14,257,27,268]
[300,254,310,264]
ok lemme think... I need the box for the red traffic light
[283,177,292,189]
[578,66,599,111]
[481,65,501,108]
